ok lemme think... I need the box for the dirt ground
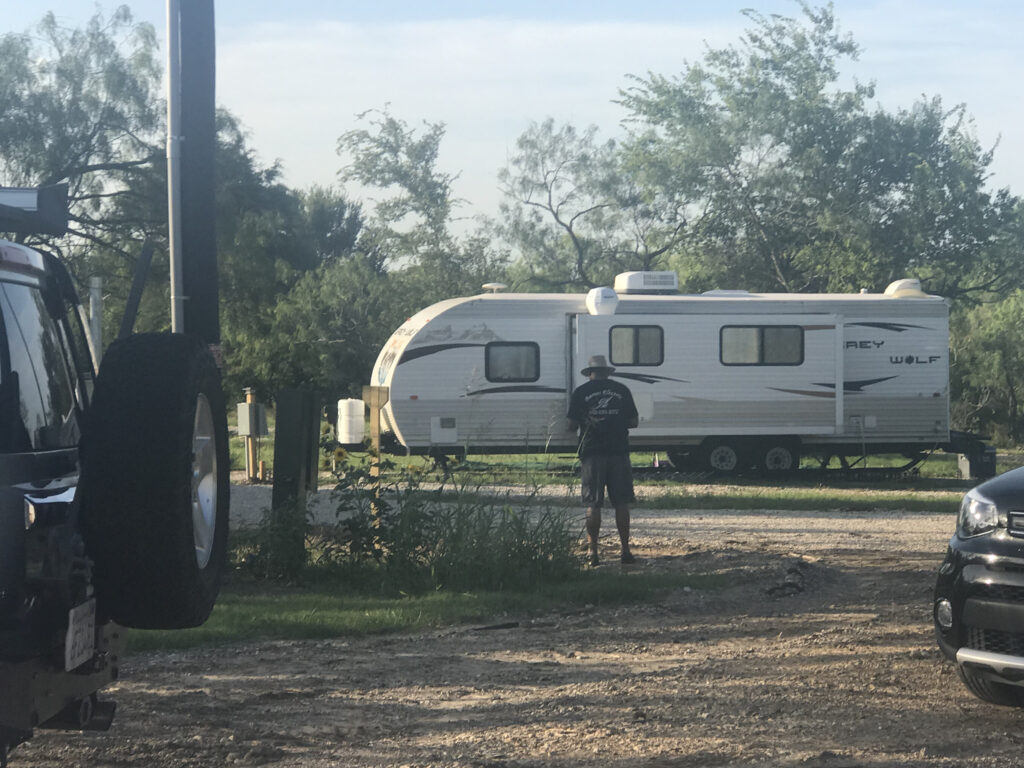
[15,493,1024,767]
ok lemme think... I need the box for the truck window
[720,325,803,366]
[485,342,540,382]
[0,281,80,450]
[610,325,663,366]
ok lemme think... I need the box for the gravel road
[17,487,1024,768]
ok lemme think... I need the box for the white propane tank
[336,398,365,445]
[585,286,619,315]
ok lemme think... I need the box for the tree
[951,293,1024,443]
[303,185,364,265]
[243,257,412,400]
[0,8,162,270]
[618,2,1024,297]
[215,146,367,399]
[498,119,687,291]
[338,108,506,304]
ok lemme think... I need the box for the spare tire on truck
[79,333,229,629]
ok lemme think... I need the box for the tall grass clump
[239,449,582,594]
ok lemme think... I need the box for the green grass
[353,448,1020,487]
[418,479,966,514]
[124,569,730,654]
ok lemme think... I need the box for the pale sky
[8,2,1024,221]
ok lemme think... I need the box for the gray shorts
[580,454,635,507]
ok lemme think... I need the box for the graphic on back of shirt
[568,379,638,456]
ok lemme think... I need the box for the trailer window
[485,342,540,382]
[720,325,803,366]
[610,325,663,366]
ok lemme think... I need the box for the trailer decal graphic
[809,375,899,392]
[769,388,836,398]
[398,343,486,364]
[463,385,566,397]
[612,372,690,385]
[847,322,930,332]
[770,375,899,398]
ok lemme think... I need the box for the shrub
[241,451,582,594]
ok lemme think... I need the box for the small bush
[238,451,581,594]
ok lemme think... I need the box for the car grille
[973,583,1024,602]
[966,626,1024,657]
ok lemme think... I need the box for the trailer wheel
[760,442,800,473]
[702,441,745,473]
[79,333,229,630]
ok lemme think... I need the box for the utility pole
[166,0,220,350]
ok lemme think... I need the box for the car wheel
[703,441,744,473]
[958,665,1024,707]
[80,333,229,629]
[761,442,799,473]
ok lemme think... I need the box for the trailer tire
[79,333,229,630]
[702,441,746,474]
[760,441,800,473]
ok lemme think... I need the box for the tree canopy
[498,3,1024,300]
[0,8,162,266]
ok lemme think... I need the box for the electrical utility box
[237,402,268,437]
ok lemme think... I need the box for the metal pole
[88,277,103,355]
[244,388,258,482]
[166,0,185,333]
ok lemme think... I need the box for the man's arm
[624,387,639,429]
[567,388,583,432]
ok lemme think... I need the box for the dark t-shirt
[567,378,639,457]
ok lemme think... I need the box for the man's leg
[586,506,602,565]
[614,505,634,563]
[607,455,636,563]
[580,455,606,565]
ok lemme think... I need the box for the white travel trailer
[366,272,986,474]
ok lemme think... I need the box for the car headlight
[958,489,1000,538]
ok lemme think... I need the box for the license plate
[65,598,96,671]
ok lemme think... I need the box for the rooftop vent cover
[613,271,679,295]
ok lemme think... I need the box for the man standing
[567,354,639,566]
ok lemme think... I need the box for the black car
[934,465,1024,706]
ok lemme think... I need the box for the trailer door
[574,312,843,438]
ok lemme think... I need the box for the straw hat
[581,354,615,376]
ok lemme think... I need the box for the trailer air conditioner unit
[613,271,679,295]
[884,278,929,298]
